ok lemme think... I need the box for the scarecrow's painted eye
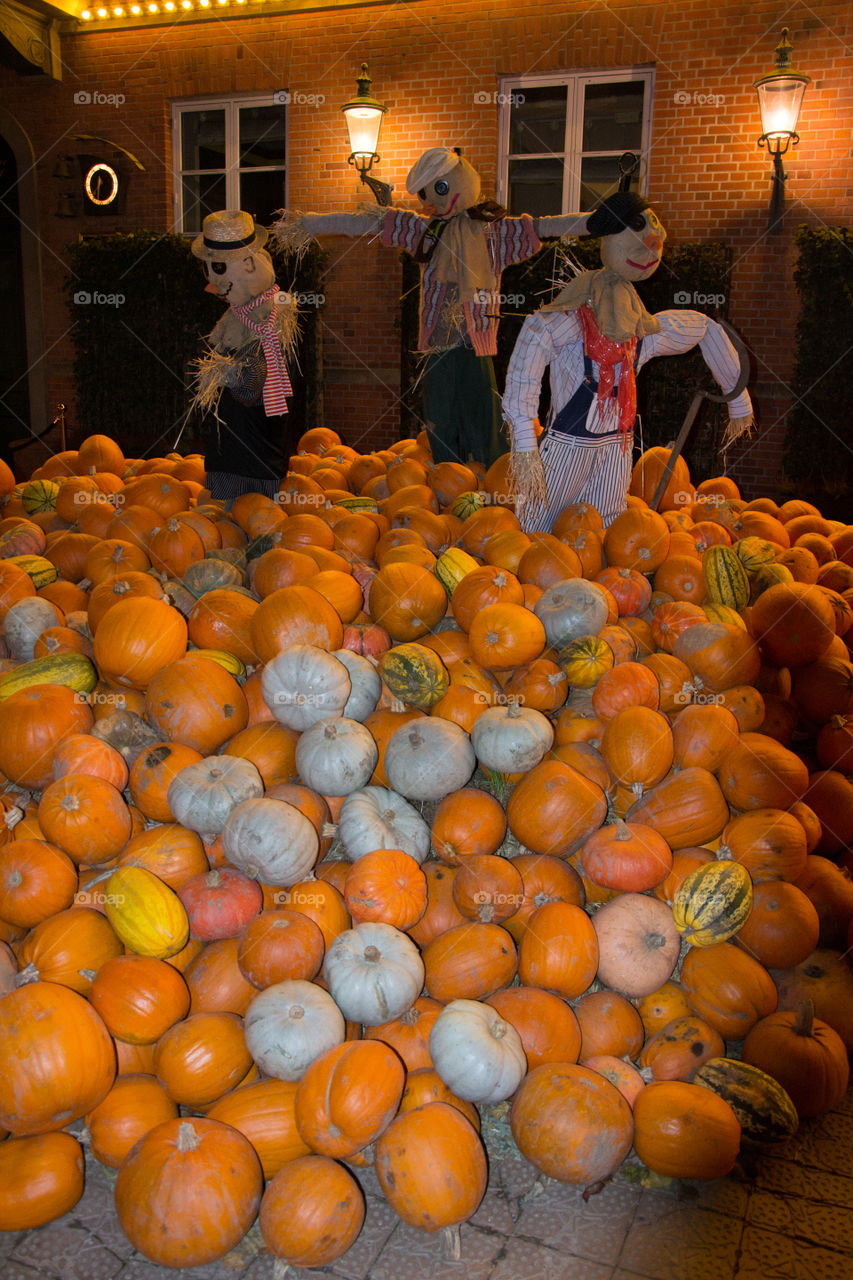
[433,179,450,197]
[210,261,227,276]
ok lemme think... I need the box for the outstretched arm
[641,311,753,428]
[272,208,384,253]
[533,214,590,239]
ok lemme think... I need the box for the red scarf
[578,305,637,449]
[231,284,293,417]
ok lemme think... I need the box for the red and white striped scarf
[231,284,293,416]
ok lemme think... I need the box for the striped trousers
[519,430,633,533]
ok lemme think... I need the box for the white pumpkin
[4,597,61,661]
[471,702,555,774]
[592,893,682,998]
[384,719,476,801]
[429,999,527,1105]
[294,717,378,796]
[337,786,431,864]
[244,979,345,1080]
[166,755,264,841]
[534,579,611,650]
[332,649,382,722]
[261,644,351,731]
[323,921,424,1024]
[221,796,320,885]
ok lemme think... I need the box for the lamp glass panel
[756,77,807,137]
[344,105,383,158]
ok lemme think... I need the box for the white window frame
[170,93,288,234]
[496,67,655,212]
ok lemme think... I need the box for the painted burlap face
[417,156,481,217]
[204,248,276,306]
[599,209,667,282]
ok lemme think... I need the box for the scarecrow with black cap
[275,148,587,468]
[189,209,300,505]
[502,190,754,529]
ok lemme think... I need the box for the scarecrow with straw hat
[189,209,300,505]
[275,147,587,468]
[502,190,754,529]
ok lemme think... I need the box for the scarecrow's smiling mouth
[626,256,659,270]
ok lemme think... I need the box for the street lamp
[754,28,810,233]
[341,64,392,205]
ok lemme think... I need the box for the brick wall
[1,0,850,495]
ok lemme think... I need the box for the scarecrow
[275,147,587,468]
[502,190,754,529]
[189,210,300,505]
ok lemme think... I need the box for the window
[497,68,655,215]
[172,95,287,235]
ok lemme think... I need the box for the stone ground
[3,1082,853,1280]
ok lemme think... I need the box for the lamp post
[341,64,392,206]
[754,28,810,233]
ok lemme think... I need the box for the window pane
[240,105,286,168]
[239,169,287,228]
[579,155,640,208]
[181,110,226,171]
[582,81,645,152]
[508,157,564,217]
[181,173,227,234]
[509,85,567,155]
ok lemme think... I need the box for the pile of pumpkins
[0,428,852,1270]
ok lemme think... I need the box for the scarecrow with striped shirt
[190,210,300,506]
[502,191,754,530]
[275,147,587,468]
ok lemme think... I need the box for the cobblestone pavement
[4,1083,852,1280]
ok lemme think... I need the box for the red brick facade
[1,0,850,494]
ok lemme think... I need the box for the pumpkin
[506,759,608,857]
[260,644,351,730]
[258,1154,365,1268]
[89,954,190,1043]
[294,716,378,796]
[368,561,447,640]
[115,823,208,891]
[603,506,671,571]
[771,948,853,1052]
[470,701,554,773]
[0,839,78,928]
[206,1078,310,1179]
[670,702,740,772]
[384,718,476,801]
[533,578,611,649]
[626,767,730,850]
[275,878,351,951]
[593,893,681,998]
[92,596,189,690]
[510,1062,634,1184]
[717,732,809,811]
[221,796,320,887]
[145,655,248,754]
[37,774,132,866]
[244,978,345,1081]
[672,860,754,946]
[452,853,524,924]
[734,881,820,969]
[639,1015,726,1081]
[406,862,466,949]
[632,1080,741,1179]
[114,1117,263,1268]
[83,1074,179,1170]
[673,621,761,692]
[0,982,116,1135]
[337,785,431,864]
[423,921,517,1002]
[250,584,344,663]
[750,581,837,667]
[176,867,262,941]
[343,849,427,929]
[518,901,598,999]
[599,706,674,793]
[365,996,443,1071]
[741,1000,849,1118]
[0,1132,85,1230]
[693,1057,799,1146]
[578,819,673,893]
[680,941,778,1040]
[293,1037,405,1159]
[237,908,325,988]
[14,905,123,994]
[430,787,507,864]
[323,920,424,1024]
[0,684,94,790]
[378,642,450,710]
[556,633,614,687]
[574,989,644,1061]
[184,937,256,1016]
[720,808,809,883]
[428,998,526,1104]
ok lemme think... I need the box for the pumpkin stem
[289,1005,305,1021]
[613,819,632,842]
[793,1000,815,1037]
[272,1260,291,1280]
[176,1121,201,1153]
[321,822,338,839]
[363,945,381,963]
[15,962,39,987]
[441,1224,462,1262]
[206,869,222,887]
[507,701,522,720]
[715,844,734,861]
[4,807,24,830]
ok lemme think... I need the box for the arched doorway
[0,109,47,476]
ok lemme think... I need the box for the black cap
[586,191,651,238]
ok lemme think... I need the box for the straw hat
[191,210,269,261]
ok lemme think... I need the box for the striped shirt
[382,209,540,355]
[503,308,753,452]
